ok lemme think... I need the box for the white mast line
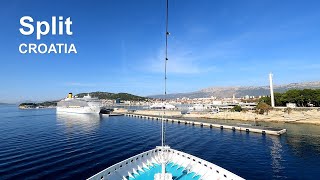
[160,0,169,177]
[162,0,169,148]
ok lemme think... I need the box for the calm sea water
[0,105,320,179]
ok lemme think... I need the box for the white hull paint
[56,106,101,114]
[88,146,244,180]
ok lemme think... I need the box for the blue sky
[0,0,320,103]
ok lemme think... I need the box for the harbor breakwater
[124,113,287,136]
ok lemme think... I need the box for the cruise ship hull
[56,106,101,114]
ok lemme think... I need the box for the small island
[18,91,150,109]
[19,101,58,109]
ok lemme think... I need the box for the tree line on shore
[76,92,149,101]
[233,89,320,115]
[19,101,58,108]
[259,89,320,107]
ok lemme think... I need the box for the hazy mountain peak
[149,81,320,99]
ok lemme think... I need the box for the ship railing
[167,148,245,180]
[87,148,159,180]
[88,147,245,180]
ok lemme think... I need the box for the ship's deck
[128,163,200,180]
[87,147,244,180]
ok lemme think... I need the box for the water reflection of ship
[57,112,103,132]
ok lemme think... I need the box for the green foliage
[258,89,320,107]
[76,91,149,101]
[19,101,57,108]
[19,103,37,106]
[256,102,271,115]
[38,101,57,106]
[274,92,283,106]
[232,105,242,112]
[259,96,271,105]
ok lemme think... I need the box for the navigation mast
[159,0,170,179]
[162,0,169,147]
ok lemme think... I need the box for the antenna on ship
[160,0,170,178]
[162,0,169,148]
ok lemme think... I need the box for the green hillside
[76,92,149,101]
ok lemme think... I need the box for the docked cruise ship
[56,93,102,114]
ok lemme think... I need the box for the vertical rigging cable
[162,0,169,147]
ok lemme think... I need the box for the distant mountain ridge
[149,81,320,99]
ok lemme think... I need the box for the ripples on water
[0,105,320,179]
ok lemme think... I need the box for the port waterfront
[17,87,320,126]
[114,108,320,125]
[19,103,320,125]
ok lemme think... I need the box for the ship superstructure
[57,93,102,114]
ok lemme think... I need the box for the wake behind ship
[56,93,102,114]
